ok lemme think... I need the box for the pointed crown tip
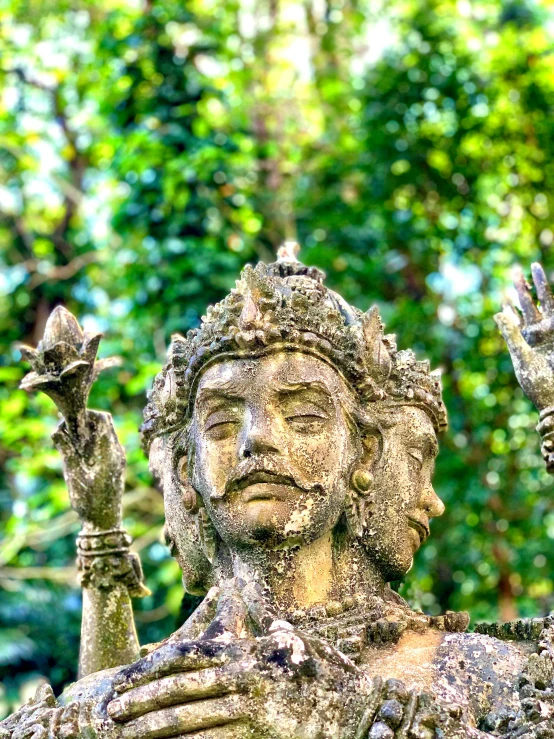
[277,241,301,263]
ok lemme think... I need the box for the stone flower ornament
[19,306,119,445]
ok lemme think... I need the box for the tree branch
[28,251,98,288]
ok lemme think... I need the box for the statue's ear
[177,455,218,565]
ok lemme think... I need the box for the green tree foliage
[1,0,554,716]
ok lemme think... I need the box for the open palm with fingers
[87,580,373,739]
[495,262,554,412]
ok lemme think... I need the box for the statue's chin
[239,508,315,548]
[215,484,338,548]
[364,536,414,583]
[242,497,291,531]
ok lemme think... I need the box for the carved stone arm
[19,306,148,677]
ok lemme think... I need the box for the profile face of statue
[189,351,358,549]
[365,406,444,580]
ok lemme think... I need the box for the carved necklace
[284,593,469,661]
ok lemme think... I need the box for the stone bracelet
[76,529,150,597]
[76,528,133,556]
[536,408,554,473]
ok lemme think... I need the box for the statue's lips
[407,516,430,545]
[232,471,296,500]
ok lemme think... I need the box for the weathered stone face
[145,249,449,598]
[189,352,357,550]
[167,346,446,605]
[364,406,444,582]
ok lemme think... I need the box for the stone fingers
[113,640,232,693]
[532,262,554,316]
[171,725,251,739]
[494,305,554,406]
[117,695,247,739]
[108,667,242,722]
[514,267,542,324]
[201,583,249,641]
[241,580,279,635]
[494,307,535,365]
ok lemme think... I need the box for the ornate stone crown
[141,244,447,450]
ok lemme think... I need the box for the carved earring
[351,468,373,495]
[196,507,217,564]
[178,456,200,513]
[346,468,374,538]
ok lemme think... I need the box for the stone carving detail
[3,247,554,738]
[141,244,447,450]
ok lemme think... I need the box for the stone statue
[3,246,554,739]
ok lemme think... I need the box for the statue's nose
[239,408,279,458]
[420,485,445,519]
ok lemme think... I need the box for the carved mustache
[210,457,323,501]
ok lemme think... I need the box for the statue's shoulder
[442,619,554,734]
[439,616,554,698]
[360,618,553,732]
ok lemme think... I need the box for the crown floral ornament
[142,244,447,449]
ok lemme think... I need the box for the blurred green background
[2,0,554,717]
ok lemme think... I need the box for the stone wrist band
[76,529,150,598]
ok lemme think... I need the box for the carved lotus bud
[19,306,119,436]
[42,305,84,350]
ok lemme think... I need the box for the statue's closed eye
[204,410,242,439]
[407,449,424,470]
[284,404,329,431]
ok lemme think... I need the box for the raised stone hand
[19,306,145,677]
[495,263,554,412]
[51,411,125,532]
[19,306,124,530]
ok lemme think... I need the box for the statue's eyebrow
[276,380,333,398]
[196,381,246,402]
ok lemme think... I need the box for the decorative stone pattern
[288,591,469,660]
